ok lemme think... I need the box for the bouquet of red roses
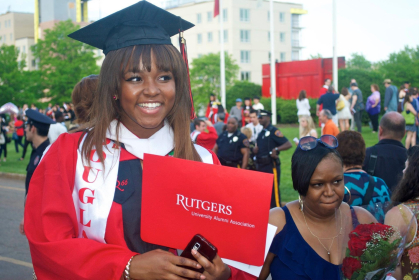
[342,223,402,280]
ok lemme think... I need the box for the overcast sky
[2,0,419,62]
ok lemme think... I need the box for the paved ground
[0,177,33,280]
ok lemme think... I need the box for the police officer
[20,109,55,235]
[253,110,291,208]
[213,116,249,168]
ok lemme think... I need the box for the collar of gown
[105,119,174,160]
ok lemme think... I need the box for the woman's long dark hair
[79,44,201,165]
[391,146,419,202]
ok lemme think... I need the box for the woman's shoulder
[269,202,299,234]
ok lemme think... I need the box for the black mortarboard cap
[258,110,272,118]
[68,0,194,55]
[26,109,56,131]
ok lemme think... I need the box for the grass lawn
[0,138,31,175]
[0,127,388,202]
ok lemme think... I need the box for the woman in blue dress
[258,135,375,280]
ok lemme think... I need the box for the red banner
[214,0,219,17]
[141,154,273,265]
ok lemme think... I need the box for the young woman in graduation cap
[24,1,254,280]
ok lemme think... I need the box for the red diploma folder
[141,154,273,266]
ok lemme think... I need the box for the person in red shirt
[191,119,218,150]
[319,109,340,136]
[13,115,25,152]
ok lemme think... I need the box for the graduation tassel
[179,30,196,120]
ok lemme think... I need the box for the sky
[2,0,419,63]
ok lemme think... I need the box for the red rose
[342,257,362,279]
[348,237,367,257]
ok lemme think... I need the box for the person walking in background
[245,109,263,143]
[253,110,292,208]
[293,115,317,145]
[243,97,252,125]
[363,112,406,192]
[350,82,364,132]
[252,96,264,111]
[230,98,244,127]
[0,115,9,162]
[383,79,398,112]
[48,111,68,144]
[213,116,249,169]
[296,90,310,137]
[398,81,410,112]
[402,90,417,149]
[205,94,219,124]
[337,87,352,131]
[316,86,340,126]
[13,115,25,153]
[213,113,225,135]
[319,109,339,136]
[366,84,381,133]
[190,119,218,150]
[336,131,390,207]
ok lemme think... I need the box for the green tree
[309,53,323,59]
[347,53,372,70]
[225,81,261,110]
[190,52,239,111]
[377,46,419,87]
[0,45,42,106]
[32,20,100,104]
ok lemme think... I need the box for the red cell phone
[179,234,218,276]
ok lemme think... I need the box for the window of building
[223,9,228,22]
[268,31,270,41]
[0,22,2,29]
[207,11,212,22]
[32,59,36,67]
[4,20,7,28]
[241,50,250,63]
[240,9,250,22]
[8,20,11,27]
[241,71,251,81]
[219,30,228,43]
[197,33,202,44]
[197,13,202,24]
[280,32,285,43]
[208,32,213,42]
[268,52,271,61]
[23,46,26,53]
[292,14,300,27]
[10,33,12,41]
[280,52,286,62]
[280,12,285,23]
[292,50,300,61]
[240,30,250,43]
[292,30,299,47]
[17,46,20,52]
[198,54,203,58]
[267,11,270,21]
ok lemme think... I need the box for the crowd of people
[0,1,418,280]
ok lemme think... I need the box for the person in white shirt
[48,111,67,144]
[245,110,263,143]
[252,96,264,111]
[296,90,311,137]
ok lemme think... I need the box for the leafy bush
[226,81,261,110]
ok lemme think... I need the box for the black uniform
[25,139,50,194]
[256,124,289,208]
[24,109,55,195]
[216,130,248,167]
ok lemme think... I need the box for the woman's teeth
[138,103,162,109]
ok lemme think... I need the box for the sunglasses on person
[298,135,338,151]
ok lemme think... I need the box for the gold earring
[299,196,304,212]
[344,186,352,202]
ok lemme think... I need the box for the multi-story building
[0,12,35,70]
[165,0,306,85]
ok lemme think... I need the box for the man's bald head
[379,112,405,141]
